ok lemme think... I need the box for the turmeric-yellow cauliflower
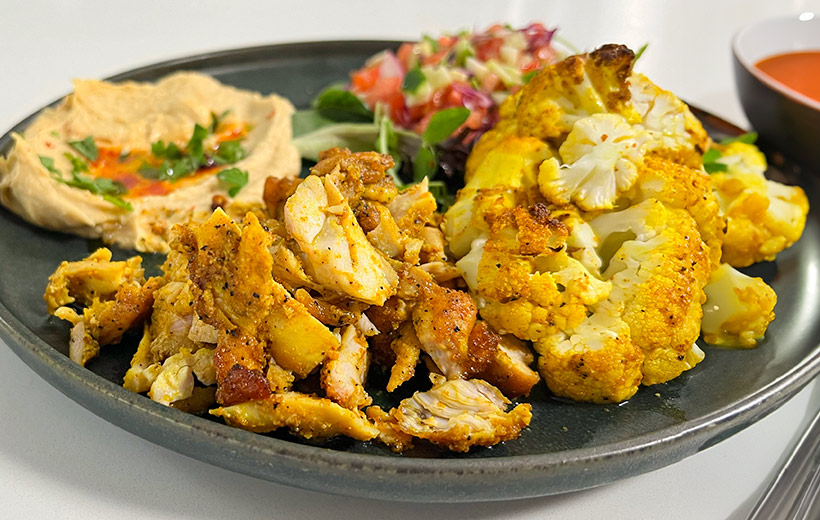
[710,142,809,267]
[445,43,803,404]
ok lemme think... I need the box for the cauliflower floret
[538,113,645,211]
[701,263,776,348]
[714,141,767,176]
[625,155,725,267]
[591,199,711,385]
[710,144,809,267]
[514,44,640,140]
[443,135,551,258]
[629,72,709,167]
[535,304,643,403]
[458,236,611,343]
[391,374,532,452]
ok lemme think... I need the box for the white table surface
[2,1,819,518]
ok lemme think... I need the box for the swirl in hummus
[0,71,299,252]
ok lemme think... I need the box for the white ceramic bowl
[732,13,820,168]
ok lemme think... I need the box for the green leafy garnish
[422,34,439,53]
[49,130,60,139]
[39,155,60,174]
[633,43,649,64]
[143,120,247,182]
[312,86,374,123]
[702,133,757,174]
[214,139,247,164]
[413,144,437,182]
[186,123,208,162]
[522,70,539,84]
[421,107,470,145]
[64,152,89,173]
[40,153,131,210]
[68,136,99,161]
[209,109,230,133]
[702,148,727,173]
[719,132,758,145]
[427,180,454,210]
[402,67,426,94]
[217,167,248,197]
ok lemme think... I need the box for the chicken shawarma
[44,44,807,451]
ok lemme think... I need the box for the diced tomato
[475,37,503,62]
[396,42,417,68]
[351,64,381,92]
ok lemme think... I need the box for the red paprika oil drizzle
[755,51,820,103]
[87,122,247,198]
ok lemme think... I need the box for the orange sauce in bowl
[755,51,820,102]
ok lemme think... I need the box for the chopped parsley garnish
[719,132,758,146]
[214,139,247,164]
[140,117,249,192]
[68,136,99,161]
[217,167,249,197]
[703,132,757,174]
[38,153,131,211]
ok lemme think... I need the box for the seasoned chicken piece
[310,147,398,206]
[285,174,398,305]
[211,392,379,441]
[474,331,540,399]
[387,178,437,236]
[148,347,216,406]
[322,325,372,409]
[365,406,415,453]
[178,209,338,404]
[411,271,483,379]
[61,277,160,366]
[392,375,532,452]
[386,322,422,392]
[44,248,145,313]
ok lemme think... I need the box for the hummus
[0,72,299,252]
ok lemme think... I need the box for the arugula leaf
[413,144,437,182]
[720,132,758,145]
[68,136,99,161]
[39,155,61,175]
[422,107,470,145]
[217,167,248,197]
[214,139,247,164]
[312,86,374,123]
[402,67,426,94]
[292,109,337,138]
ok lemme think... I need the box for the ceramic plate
[1,41,819,502]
